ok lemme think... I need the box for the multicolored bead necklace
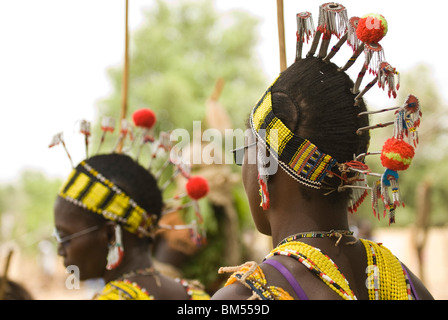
[277,229,356,247]
[266,241,357,300]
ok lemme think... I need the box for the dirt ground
[2,226,447,300]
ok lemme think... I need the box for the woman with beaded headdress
[212,3,433,300]
[51,109,210,300]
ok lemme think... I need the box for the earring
[106,224,124,270]
[257,148,270,210]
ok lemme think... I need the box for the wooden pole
[276,0,287,72]
[117,0,129,153]
[0,250,13,300]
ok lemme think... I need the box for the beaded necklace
[277,229,356,247]
[266,241,357,300]
[360,239,413,300]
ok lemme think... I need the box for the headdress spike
[295,11,315,61]
[307,2,348,58]
[79,119,91,159]
[97,117,115,154]
[48,132,74,168]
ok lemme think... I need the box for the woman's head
[243,57,370,231]
[53,153,163,280]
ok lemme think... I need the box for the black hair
[76,153,164,232]
[270,57,370,198]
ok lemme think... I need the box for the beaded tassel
[323,16,360,62]
[393,95,421,147]
[356,95,421,138]
[308,2,348,58]
[355,61,400,105]
[295,11,315,60]
[380,169,401,224]
[352,43,385,93]
[97,116,115,154]
[257,147,270,210]
[347,173,369,214]
[48,132,74,168]
[113,119,131,153]
[347,17,361,51]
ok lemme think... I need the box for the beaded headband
[59,161,157,238]
[249,80,337,189]
[50,108,209,243]
[255,2,423,224]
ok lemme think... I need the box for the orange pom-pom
[356,14,388,43]
[186,176,209,200]
[132,108,157,129]
[381,138,415,171]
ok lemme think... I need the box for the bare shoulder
[211,282,253,300]
[402,264,434,300]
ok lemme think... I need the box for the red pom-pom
[356,14,387,43]
[381,138,415,171]
[186,176,209,200]
[132,108,156,129]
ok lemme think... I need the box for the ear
[104,221,117,244]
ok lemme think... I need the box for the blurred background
[0,0,447,299]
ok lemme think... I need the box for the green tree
[355,64,448,227]
[395,64,448,226]
[0,171,62,251]
[95,0,266,136]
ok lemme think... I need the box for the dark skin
[212,134,434,300]
[53,196,190,299]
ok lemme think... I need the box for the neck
[267,171,350,248]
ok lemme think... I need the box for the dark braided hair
[270,57,370,199]
[84,153,163,221]
[71,153,163,242]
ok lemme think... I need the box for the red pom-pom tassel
[132,108,157,129]
[356,14,387,44]
[186,176,209,200]
[380,138,415,171]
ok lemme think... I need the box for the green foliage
[96,0,266,137]
[0,171,62,251]
[357,63,448,228]
[91,0,267,291]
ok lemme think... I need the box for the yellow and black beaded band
[250,79,337,189]
[58,161,157,238]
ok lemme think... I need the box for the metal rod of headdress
[49,132,74,168]
[80,120,91,159]
[117,0,129,153]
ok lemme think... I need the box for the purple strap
[401,263,420,300]
[263,259,309,300]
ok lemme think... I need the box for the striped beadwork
[58,161,157,238]
[250,79,337,189]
